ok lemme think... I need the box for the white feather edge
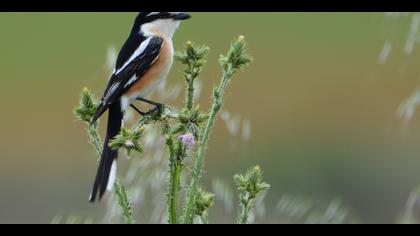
[115,37,153,75]
[106,160,118,191]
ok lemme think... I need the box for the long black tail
[89,101,123,202]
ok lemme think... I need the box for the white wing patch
[122,51,161,89]
[124,75,139,88]
[115,37,153,75]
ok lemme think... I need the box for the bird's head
[133,12,191,38]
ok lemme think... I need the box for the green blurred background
[1,12,420,223]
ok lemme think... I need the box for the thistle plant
[182,36,252,224]
[109,128,143,158]
[74,87,102,156]
[234,166,270,224]
[175,41,209,109]
[194,187,215,224]
[74,36,267,224]
[114,179,135,224]
[74,88,134,224]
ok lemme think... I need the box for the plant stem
[202,212,210,224]
[238,195,252,224]
[186,77,195,110]
[182,66,234,224]
[87,124,102,157]
[171,161,183,223]
[85,123,134,224]
[114,180,135,224]
[166,138,184,224]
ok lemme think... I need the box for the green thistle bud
[220,35,252,72]
[194,187,215,217]
[74,87,99,124]
[109,128,143,158]
[234,165,270,199]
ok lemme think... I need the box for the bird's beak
[173,13,191,21]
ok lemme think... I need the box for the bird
[89,12,191,202]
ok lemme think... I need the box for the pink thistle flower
[179,133,196,148]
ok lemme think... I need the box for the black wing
[115,29,147,72]
[90,36,163,125]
